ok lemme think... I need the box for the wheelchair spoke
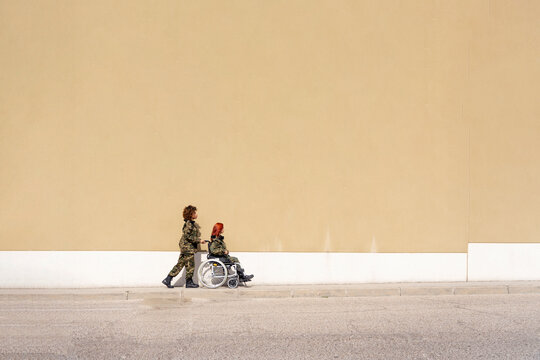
[197,260,228,289]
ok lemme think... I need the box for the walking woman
[162,205,205,288]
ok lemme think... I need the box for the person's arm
[209,240,227,256]
[184,222,201,246]
[221,240,230,255]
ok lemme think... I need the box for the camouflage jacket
[209,235,228,256]
[179,220,201,255]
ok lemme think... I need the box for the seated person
[208,223,254,282]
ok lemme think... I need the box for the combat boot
[240,274,254,282]
[236,265,254,282]
[185,278,199,288]
[162,275,174,288]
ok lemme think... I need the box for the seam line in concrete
[2,282,540,301]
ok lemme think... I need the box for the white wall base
[0,251,193,288]
[238,252,466,285]
[2,244,538,287]
[468,243,540,281]
[0,251,466,288]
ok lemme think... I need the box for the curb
[1,282,539,302]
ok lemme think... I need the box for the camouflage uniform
[168,220,201,279]
[209,235,254,282]
[209,235,239,264]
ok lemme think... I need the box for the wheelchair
[197,252,243,289]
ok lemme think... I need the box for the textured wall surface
[1,1,538,253]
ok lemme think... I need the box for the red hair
[211,223,224,237]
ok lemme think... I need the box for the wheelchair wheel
[198,259,227,289]
[227,278,238,289]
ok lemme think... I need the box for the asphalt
[2,282,540,359]
[1,280,539,302]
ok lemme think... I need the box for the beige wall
[0,1,538,253]
[467,1,540,244]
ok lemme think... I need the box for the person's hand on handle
[225,250,229,255]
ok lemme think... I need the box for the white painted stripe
[0,251,467,288]
[468,243,540,281]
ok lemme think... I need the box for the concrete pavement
[1,280,539,302]
[1,291,539,359]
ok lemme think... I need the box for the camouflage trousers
[168,253,195,279]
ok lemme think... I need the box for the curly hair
[182,205,197,221]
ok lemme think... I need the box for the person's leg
[169,254,186,277]
[184,253,199,288]
[229,256,253,282]
[162,254,185,288]
[228,256,242,277]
